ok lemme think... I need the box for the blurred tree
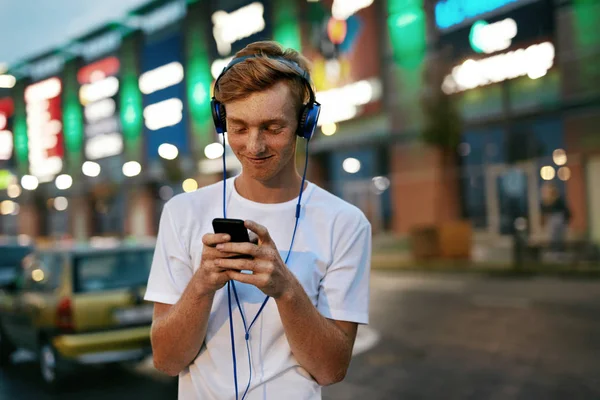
[420,51,462,156]
[419,49,464,226]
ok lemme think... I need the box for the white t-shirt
[145,177,372,400]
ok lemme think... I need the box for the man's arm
[150,280,215,376]
[149,232,233,376]
[276,279,357,385]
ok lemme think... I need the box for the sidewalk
[370,234,600,277]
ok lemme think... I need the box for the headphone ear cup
[297,103,321,140]
[211,99,227,134]
[298,106,309,138]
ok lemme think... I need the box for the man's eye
[231,127,247,133]
[267,125,283,132]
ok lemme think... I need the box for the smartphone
[212,218,253,261]
[212,218,251,242]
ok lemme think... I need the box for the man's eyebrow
[226,117,287,125]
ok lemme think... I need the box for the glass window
[73,250,153,293]
[21,253,63,292]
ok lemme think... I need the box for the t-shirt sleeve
[317,217,371,325]
[144,202,193,305]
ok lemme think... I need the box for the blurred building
[0,0,599,248]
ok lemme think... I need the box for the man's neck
[234,171,305,204]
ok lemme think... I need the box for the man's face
[224,81,299,183]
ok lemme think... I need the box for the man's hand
[214,220,298,299]
[193,233,235,295]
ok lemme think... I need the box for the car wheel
[39,342,65,390]
[0,328,14,366]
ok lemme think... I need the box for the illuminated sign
[0,98,14,160]
[316,78,382,125]
[442,41,555,93]
[470,18,517,53]
[332,0,374,20]
[79,56,123,160]
[139,62,184,94]
[140,32,188,161]
[139,63,184,131]
[211,57,233,80]
[212,2,266,57]
[435,0,523,30]
[0,131,12,161]
[24,77,64,182]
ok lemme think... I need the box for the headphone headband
[210,53,321,140]
[213,54,316,104]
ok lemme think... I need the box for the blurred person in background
[144,41,372,400]
[541,182,571,260]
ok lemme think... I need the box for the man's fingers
[244,220,272,244]
[215,258,256,272]
[216,241,258,257]
[202,233,231,246]
[226,270,261,286]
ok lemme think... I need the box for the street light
[158,143,179,160]
[21,175,39,190]
[122,161,142,177]
[55,174,73,190]
[82,161,101,177]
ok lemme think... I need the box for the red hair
[213,41,313,113]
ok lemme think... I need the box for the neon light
[79,76,119,105]
[316,78,382,125]
[84,99,116,123]
[24,78,62,103]
[327,18,348,45]
[435,0,521,30]
[139,62,184,95]
[77,57,120,84]
[212,2,266,56]
[25,77,64,181]
[143,98,183,131]
[85,133,123,160]
[0,131,12,160]
[332,0,373,20]
[470,18,517,54]
[0,75,16,89]
[211,57,234,80]
[442,42,555,93]
[0,98,14,116]
[84,116,119,137]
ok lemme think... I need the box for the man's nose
[246,129,266,154]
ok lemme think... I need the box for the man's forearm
[151,280,215,376]
[275,279,354,386]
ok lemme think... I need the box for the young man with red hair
[145,41,371,399]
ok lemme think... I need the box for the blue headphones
[210,54,321,140]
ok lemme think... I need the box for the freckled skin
[224,81,301,192]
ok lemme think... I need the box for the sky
[0,0,150,67]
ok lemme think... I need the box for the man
[144,41,371,400]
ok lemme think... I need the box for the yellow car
[0,244,155,388]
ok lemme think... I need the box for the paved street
[2,271,600,399]
[324,271,600,400]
